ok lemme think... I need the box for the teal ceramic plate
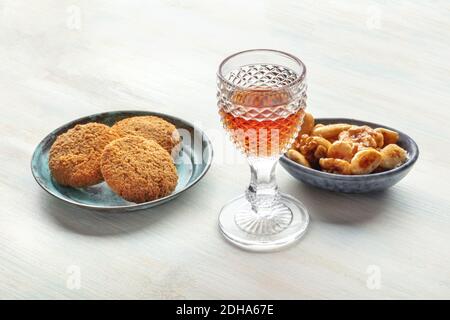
[31,110,213,212]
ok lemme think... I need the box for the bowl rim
[30,110,214,210]
[280,117,419,181]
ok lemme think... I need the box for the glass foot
[219,193,309,252]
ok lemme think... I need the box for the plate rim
[31,110,214,211]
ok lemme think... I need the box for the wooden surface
[1,0,450,299]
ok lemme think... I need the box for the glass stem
[245,156,280,215]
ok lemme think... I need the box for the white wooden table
[1,0,449,299]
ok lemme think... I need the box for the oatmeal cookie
[100,136,178,203]
[111,116,180,156]
[49,123,119,187]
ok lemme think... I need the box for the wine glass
[217,49,309,251]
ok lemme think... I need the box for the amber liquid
[220,88,304,157]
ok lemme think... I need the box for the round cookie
[100,135,178,203]
[110,116,180,156]
[49,123,119,187]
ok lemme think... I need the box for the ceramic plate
[31,110,213,212]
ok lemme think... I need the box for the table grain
[1,0,449,299]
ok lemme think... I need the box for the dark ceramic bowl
[31,110,213,212]
[279,118,419,193]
